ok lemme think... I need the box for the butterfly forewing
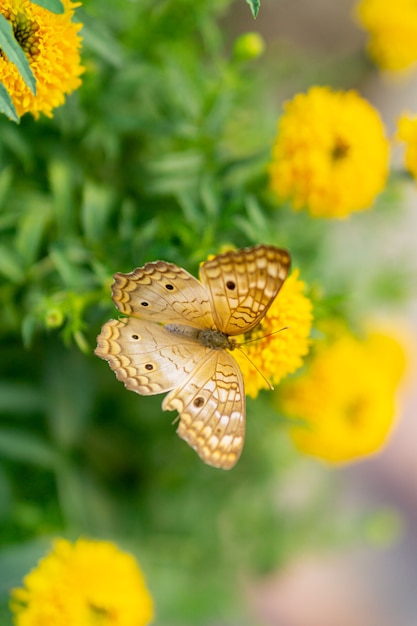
[162,350,245,469]
[112,261,215,329]
[199,244,290,336]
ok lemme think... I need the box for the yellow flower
[1,0,84,118]
[269,87,389,218]
[355,0,417,72]
[233,270,313,398]
[281,328,408,464]
[10,538,154,626]
[397,113,417,180]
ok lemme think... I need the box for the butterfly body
[165,323,234,351]
[95,245,290,469]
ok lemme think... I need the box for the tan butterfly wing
[163,349,245,469]
[95,317,210,395]
[111,261,215,329]
[199,244,290,335]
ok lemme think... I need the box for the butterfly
[95,244,291,469]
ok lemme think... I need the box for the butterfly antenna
[236,346,274,391]
[239,326,289,346]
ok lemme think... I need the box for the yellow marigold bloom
[10,538,154,626]
[1,0,84,118]
[233,270,313,398]
[355,0,417,72]
[397,113,417,180]
[281,329,408,464]
[269,87,389,218]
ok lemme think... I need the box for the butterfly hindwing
[199,244,290,336]
[95,318,210,395]
[162,350,245,469]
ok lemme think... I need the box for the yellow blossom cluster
[356,0,417,72]
[280,328,408,463]
[269,86,389,218]
[0,0,83,118]
[10,538,154,626]
[397,113,417,181]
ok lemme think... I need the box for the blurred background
[231,1,417,625]
[1,0,417,624]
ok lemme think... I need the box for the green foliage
[0,0,415,624]
[246,0,261,18]
[31,0,64,13]
[0,83,18,123]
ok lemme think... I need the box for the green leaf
[0,382,43,415]
[0,244,25,283]
[15,199,53,266]
[0,468,11,520]
[81,181,114,244]
[44,346,95,447]
[0,427,58,468]
[48,160,76,236]
[48,244,87,289]
[0,83,19,122]
[0,167,13,208]
[21,314,41,349]
[0,15,36,95]
[0,123,32,165]
[246,0,260,18]
[80,21,124,68]
[30,0,64,13]
[0,539,52,594]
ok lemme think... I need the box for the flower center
[331,136,350,161]
[88,603,112,624]
[0,12,39,60]
[345,396,367,427]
